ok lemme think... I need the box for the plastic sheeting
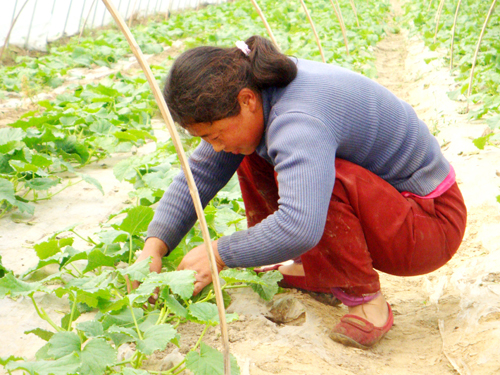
[0,0,222,51]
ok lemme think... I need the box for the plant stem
[193,325,210,352]
[70,229,97,245]
[30,294,63,332]
[156,304,168,325]
[128,235,134,264]
[196,290,214,303]
[69,263,83,277]
[172,366,187,375]
[67,292,78,331]
[112,358,135,367]
[129,304,144,340]
[29,180,82,202]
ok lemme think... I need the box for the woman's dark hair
[163,35,297,127]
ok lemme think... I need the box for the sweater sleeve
[147,140,244,253]
[218,112,338,268]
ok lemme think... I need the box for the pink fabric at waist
[401,165,456,200]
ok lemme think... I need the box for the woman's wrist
[143,237,169,258]
[212,240,226,271]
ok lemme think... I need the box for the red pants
[237,154,467,295]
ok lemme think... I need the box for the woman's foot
[329,293,393,349]
[347,292,389,327]
[277,262,305,276]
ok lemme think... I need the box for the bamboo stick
[0,0,31,61]
[79,0,98,43]
[249,0,279,49]
[450,0,462,70]
[428,0,435,12]
[433,0,446,44]
[300,0,326,63]
[99,0,232,373]
[329,0,349,55]
[349,0,359,27]
[466,0,498,112]
[128,0,140,27]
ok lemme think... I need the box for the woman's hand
[126,237,169,303]
[177,240,226,296]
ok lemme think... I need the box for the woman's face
[187,89,265,155]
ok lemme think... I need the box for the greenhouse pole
[99,1,232,373]
[329,0,349,55]
[466,0,498,112]
[25,0,38,49]
[300,0,326,63]
[249,0,279,49]
[449,0,462,69]
[79,0,88,34]
[63,0,74,37]
[349,0,359,27]
[80,0,98,42]
[10,1,19,25]
[433,0,446,44]
[0,0,30,60]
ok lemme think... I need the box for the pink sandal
[329,303,394,349]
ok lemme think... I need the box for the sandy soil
[1,1,500,374]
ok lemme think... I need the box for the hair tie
[235,41,251,56]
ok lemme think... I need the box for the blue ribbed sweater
[147,59,450,268]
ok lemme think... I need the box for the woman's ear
[237,88,260,113]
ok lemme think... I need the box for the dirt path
[2,1,500,374]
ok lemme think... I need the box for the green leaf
[186,342,240,375]
[0,128,25,144]
[31,154,53,168]
[98,229,129,245]
[47,332,81,359]
[80,174,104,194]
[5,352,81,375]
[25,177,60,191]
[136,324,177,355]
[82,249,117,274]
[56,272,113,308]
[104,325,139,347]
[60,116,78,126]
[188,302,238,326]
[0,255,8,278]
[24,328,55,341]
[486,115,500,130]
[250,270,283,301]
[137,311,161,332]
[220,269,264,285]
[162,293,188,318]
[159,270,196,300]
[14,196,35,215]
[0,140,24,154]
[0,273,46,298]
[100,306,144,330]
[79,338,116,375]
[113,129,156,143]
[119,257,151,282]
[473,133,493,150]
[34,238,73,260]
[497,195,500,204]
[118,206,154,236]
[0,178,16,205]
[76,320,104,338]
[0,355,25,366]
